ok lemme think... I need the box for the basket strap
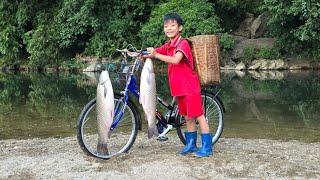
[174,38,193,70]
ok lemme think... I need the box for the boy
[143,12,213,157]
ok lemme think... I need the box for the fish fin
[147,125,159,139]
[139,95,145,105]
[108,111,113,139]
[103,84,108,98]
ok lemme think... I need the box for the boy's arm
[144,47,184,64]
[154,51,184,64]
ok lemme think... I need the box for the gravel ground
[1,133,320,179]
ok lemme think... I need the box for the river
[0,69,319,142]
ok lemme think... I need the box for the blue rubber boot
[194,133,213,157]
[180,131,198,155]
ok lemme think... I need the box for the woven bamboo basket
[187,35,221,85]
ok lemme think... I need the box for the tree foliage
[0,0,158,66]
[264,0,320,59]
[0,0,319,67]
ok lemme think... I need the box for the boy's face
[163,19,182,39]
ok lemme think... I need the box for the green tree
[264,0,320,59]
[84,0,159,56]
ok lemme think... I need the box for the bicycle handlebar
[116,48,149,58]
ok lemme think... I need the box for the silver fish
[139,58,159,139]
[96,70,114,155]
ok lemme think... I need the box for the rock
[289,63,312,70]
[232,13,255,38]
[250,12,269,38]
[274,59,288,70]
[259,59,270,70]
[235,62,246,70]
[248,59,262,70]
[286,57,314,70]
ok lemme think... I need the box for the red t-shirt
[156,36,201,96]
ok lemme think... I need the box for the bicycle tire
[176,91,224,145]
[77,94,140,159]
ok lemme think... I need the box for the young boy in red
[143,12,213,157]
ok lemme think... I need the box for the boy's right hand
[142,47,156,59]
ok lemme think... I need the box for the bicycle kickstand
[157,124,173,141]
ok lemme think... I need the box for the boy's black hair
[163,12,184,26]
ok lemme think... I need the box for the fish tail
[97,143,109,156]
[147,125,159,139]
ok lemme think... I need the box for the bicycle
[77,46,225,159]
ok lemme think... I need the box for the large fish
[96,70,114,155]
[139,58,159,139]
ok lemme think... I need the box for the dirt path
[1,133,319,179]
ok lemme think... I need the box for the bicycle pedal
[157,136,168,141]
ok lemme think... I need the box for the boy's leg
[196,115,209,133]
[185,116,196,132]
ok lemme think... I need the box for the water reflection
[220,70,320,142]
[0,70,319,142]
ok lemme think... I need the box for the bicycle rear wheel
[176,91,224,145]
[77,94,140,159]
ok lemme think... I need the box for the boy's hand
[142,47,157,59]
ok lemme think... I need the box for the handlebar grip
[141,49,150,55]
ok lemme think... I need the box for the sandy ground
[1,132,320,179]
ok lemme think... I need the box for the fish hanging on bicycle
[96,70,114,155]
[139,58,159,138]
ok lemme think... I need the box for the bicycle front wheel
[176,91,224,145]
[77,94,140,159]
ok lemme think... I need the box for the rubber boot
[180,131,198,155]
[194,133,213,157]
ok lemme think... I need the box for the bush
[257,46,280,59]
[219,33,235,51]
[241,47,256,64]
[241,46,281,64]
[139,0,222,47]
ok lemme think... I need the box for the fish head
[99,71,111,85]
[144,58,154,73]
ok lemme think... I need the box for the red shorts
[177,93,203,119]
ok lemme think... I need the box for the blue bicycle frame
[110,63,140,130]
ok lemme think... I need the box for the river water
[0,69,319,142]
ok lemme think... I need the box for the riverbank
[1,133,319,179]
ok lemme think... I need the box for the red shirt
[156,36,201,96]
